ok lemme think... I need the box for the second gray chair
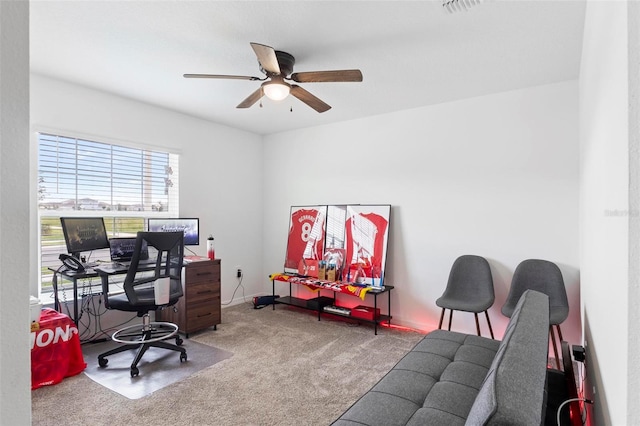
[501,259,569,369]
[436,255,495,339]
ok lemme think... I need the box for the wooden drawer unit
[157,259,221,337]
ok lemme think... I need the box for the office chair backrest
[124,231,184,307]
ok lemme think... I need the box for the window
[38,132,179,293]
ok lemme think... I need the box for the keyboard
[94,262,128,273]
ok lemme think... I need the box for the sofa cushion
[334,330,500,426]
[465,289,550,426]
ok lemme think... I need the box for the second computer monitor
[147,218,199,246]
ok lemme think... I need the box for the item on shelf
[371,267,384,289]
[350,305,380,321]
[323,305,351,316]
[368,285,386,292]
[323,248,345,281]
[326,264,336,281]
[306,296,335,310]
[318,260,326,280]
[298,258,319,277]
[356,263,366,284]
[346,261,371,284]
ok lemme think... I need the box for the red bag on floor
[31,308,86,390]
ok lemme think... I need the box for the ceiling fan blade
[250,42,281,75]
[290,69,363,83]
[183,73,262,81]
[290,85,331,113]
[236,87,263,109]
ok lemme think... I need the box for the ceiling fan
[183,42,363,113]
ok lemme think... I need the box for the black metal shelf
[271,280,394,335]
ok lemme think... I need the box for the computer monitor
[109,237,149,262]
[60,217,110,257]
[147,218,199,246]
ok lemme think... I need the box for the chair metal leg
[549,326,561,370]
[439,309,495,339]
[555,324,564,342]
[484,310,495,339]
[474,313,481,336]
[438,308,445,329]
[130,341,152,370]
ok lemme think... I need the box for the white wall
[580,1,640,425]
[0,0,31,423]
[628,3,640,424]
[263,81,580,344]
[30,74,265,307]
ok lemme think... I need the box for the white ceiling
[30,1,586,136]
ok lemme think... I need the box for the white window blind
[38,132,179,292]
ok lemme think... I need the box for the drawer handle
[196,290,213,295]
[197,312,212,318]
[196,272,213,276]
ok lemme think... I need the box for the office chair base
[112,321,179,345]
[98,319,187,377]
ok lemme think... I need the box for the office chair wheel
[180,352,187,362]
[130,366,139,377]
[98,357,108,368]
[176,336,183,346]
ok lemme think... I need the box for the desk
[50,259,221,336]
[49,263,161,325]
[49,266,101,325]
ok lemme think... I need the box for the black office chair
[98,231,187,377]
[501,259,569,369]
[436,255,495,339]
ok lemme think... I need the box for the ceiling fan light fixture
[262,80,291,101]
[186,42,362,112]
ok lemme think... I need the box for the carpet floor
[31,302,425,426]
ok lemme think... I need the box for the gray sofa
[333,289,550,426]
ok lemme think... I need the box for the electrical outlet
[236,267,242,278]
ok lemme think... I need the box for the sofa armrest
[466,290,550,426]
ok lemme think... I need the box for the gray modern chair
[97,231,187,377]
[436,255,495,339]
[501,259,569,369]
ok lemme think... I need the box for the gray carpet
[82,339,233,399]
[31,303,425,426]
